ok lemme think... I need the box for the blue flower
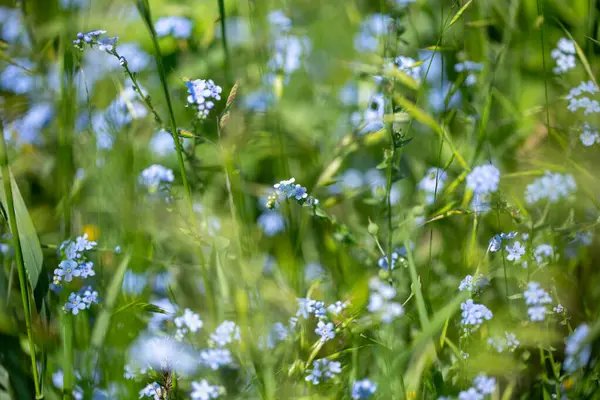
[64,293,86,315]
[150,129,175,156]
[155,16,193,39]
[258,211,285,236]
[138,164,175,193]
[122,271,147,295]
[139,382,164,399]
[55,260,80,282]
[80,287,99,308]
[315,320,335,342]
[305,359,341,385]
[186,79,223,119]
[351,379,377,399]
[190,379,222,400]
[79,261,95,278]
[199,348,233,370]
[564,324,591,373]
[209,321,241,347]
[466,164,501,196]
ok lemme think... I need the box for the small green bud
[367,218,379,236]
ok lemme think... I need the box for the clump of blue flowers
[551,38,576,75]
[351,379,377,399]
[524,171,577,205]
[54,234,100,315]
[73,30,118,54]
[266,178,319,209]
[523,282,552,322]
[460,299,493,333]
[563,324,591,373]
[138,164,175,194]
[305,358,341,385]
[186,78,223,119]
[155,16,193,39]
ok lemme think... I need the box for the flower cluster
[354,14,390,52]
[377,247,408,270]
[93,83,148,149]
[455,60,483,86]
[199,348,233,370]
[190,379,224,400]
[209,320,241,347]
[266,178,319,209]
[566,81,599,115]
[533,244,553,264]
[551,38,576,74]
[155,16,193,39]
[523,282,552,322]
[458,274,489,294]
[174,308,203,340]
[351,379,377,399]
[186,79,223,119]
[64,286,98,315]
[563,324,591,373]
[73,30,118,54]
[524,171,576,205]
[579,123,599,146]
[487,332,520,353]
[488,231,518,252]
[458,374,496,399]
[53,234,97,287]
[466,164,500,196]
[138,164,175,194]
[460,299,493,333]
[296,297,348,342]
[139,382,165,399]
[418,167,448,204]
[305,358,342,384]
[367,277,404,323]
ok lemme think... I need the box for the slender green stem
[135,0,215,319]
[217,0,231,81]
[62,314,74,400]
[0,121,42,398]
[404,240,429,329]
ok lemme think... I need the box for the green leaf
[446,0,473,30]
[0,172,43,289]
[91,252,131,349]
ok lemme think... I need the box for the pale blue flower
[506,241,525,262]
[258,211,285,236]
[122,271,147,295]
[155,16,193,39]
[139,382,164,399]
[80,286,98,307]
[116,42,151,72]
[351,379,377,399]
[305,359,341,384]
[64,293,86,315]
[551,38,576,74]
[268,10,292,33]
[315,320,335,342]
[566,81,600,114]
[79,262,95,278]
[138,164,174,192]
[174,308,203,339]
[458,388,483,400]
[56,260,80,282]
[190,379,222,400]
[460,299,493,330]
[473,374,496,395]
[528,306,546,322]
[6,102,55,145]
[466,164,501,195]
[199,348,233,370]
[533,244,553,264]
[150,129,175,156]
[525,171,576,204]
[186,78,222,119]
[564,324,591,373]
[458,274,489,293]
[210,321,241,347]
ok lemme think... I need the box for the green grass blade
[0,172,43,289]
[91,252,132,349]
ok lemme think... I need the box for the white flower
[190,379,222,400]
[209,321,241,347]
